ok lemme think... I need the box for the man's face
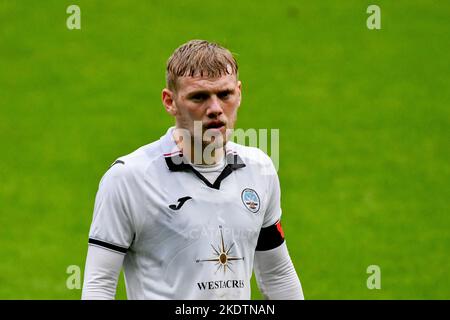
[163,73,241,147]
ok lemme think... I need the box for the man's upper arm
[88,161,136,254]
[256,160,285,252]
[82,245,125,299]
[82,161,136,299]
[253,160,304,300]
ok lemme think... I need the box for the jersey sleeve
[82,245,125,299]
[256,157,285,251]
[88,163,136,254]
[254,242,304,300]
[262,159,282,228]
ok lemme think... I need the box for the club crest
[241,188,260,213]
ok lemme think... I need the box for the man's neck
[172,129,225,165]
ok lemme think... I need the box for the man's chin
[202,128,228,146]
[201,137,227,149]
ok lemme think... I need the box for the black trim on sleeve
[255,222,285,251]
[88,238,128,254]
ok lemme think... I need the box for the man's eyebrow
[218,88,235,93]
[186,90,210,98]
[214,88,235,95]
[186,88,235,97]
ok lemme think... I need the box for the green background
[0,0,448,299]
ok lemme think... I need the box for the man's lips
[204,121,226,130]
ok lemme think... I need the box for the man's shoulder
[100,138,165,184]
[227,141,276,173]
[118,139,163,168]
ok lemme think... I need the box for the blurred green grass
[0,0,448,299]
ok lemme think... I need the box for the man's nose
[206,96,223,117]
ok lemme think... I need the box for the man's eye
[190,94,208,101]
[218,91,231,99]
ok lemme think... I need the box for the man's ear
[237,80,242,107]
[162,88,177,116]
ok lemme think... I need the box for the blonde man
[82,40,304,300]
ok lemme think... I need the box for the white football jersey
[87,127,285,299]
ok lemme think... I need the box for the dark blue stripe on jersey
[88,238,128,254]
[256,223,285,251]
[164,152,246,190]
[110,160,125,168]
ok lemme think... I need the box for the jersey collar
[161,127,246,189]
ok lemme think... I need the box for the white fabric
[83,127,295,299]
[254,242,304,300]
[192,156,226,184]
[82,245,124,300]
[82,242,304,300]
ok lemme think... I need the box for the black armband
[255,221,285,251]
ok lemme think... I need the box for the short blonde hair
[166,40,238,91]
